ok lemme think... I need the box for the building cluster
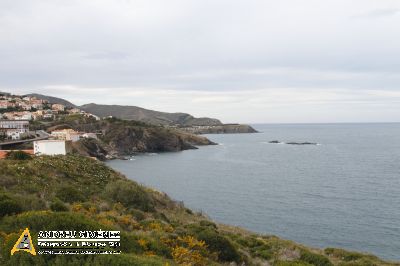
[0,92,103,157]
[50,129,98,142]
[0,95,48,111]
[34,129,98,156]
[0,125,99,156]
[0,94,64,121]
[0,93,100,121]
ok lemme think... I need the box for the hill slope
[0,155,397,266]
[26,93,77,108]
[27,94,257,132]
[80,103,222,127]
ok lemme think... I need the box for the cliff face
[99,121,216,155]
[44,117,216,159]
[70,138,109,160]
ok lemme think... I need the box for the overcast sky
[1,0,400,123]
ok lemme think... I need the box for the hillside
[26,94,257,132]
[80,103,223,127]
[26,93,77,108]
[0,155,397,266]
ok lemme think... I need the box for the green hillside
[0,155,398,266]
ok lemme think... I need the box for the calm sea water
[107,123,400,260]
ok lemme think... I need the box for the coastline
[107,157,400,264]
[1,155,398,265]
[106,124,400,262]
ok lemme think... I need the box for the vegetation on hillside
[79,103,223,126]
[0,155,397,265]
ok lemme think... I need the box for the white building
[5,129,29,140]
[0,120,30,130]
[84,113,100,121]
[52,104,65,111]
[51,129,81,142]
[82,133,98,140]
[14,112,33,121]
[0,120,30,140]
[68,108,81,114]
[33,140,67,156]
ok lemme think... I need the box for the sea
[107,123,400,261]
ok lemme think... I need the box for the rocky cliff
[181,124,258,134]
[42,116,216,159]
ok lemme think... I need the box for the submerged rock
[269,140,281,144]
[286,142,318,145]
[268,140,318,145]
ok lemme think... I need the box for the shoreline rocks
[268,140,318,145]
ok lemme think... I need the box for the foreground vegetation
[0,155,398,265]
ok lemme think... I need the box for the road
[0,130,49,148]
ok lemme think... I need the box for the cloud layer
[1,0,400,123]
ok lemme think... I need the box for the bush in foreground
[300,250,333,266]
[105,180,154,212]
[186,223,241,262]
[5,151,31,160]
[0,193,23,218]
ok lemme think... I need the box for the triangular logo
[11,228,36,256]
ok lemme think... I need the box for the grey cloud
[1,0,400,122]
[83,51,129,60]
[355,8,399,19]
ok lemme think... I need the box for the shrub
[105,180,154,212]
[0,194,23,217]
[5,151,32,160]
[129,209,146,221]
[186,224,240,262]
[56,185,86,203]
[300,250,333,266]
[199,220,217,229]
[253,247,273,260]
[201,234,239,262]
[0,211,111,233]
[153,212,169,222]
[50,199,69,212]
[324,248,371,261]
[90,254,170,266]
[119,233,143,254]
[275,261,313,266]
[14,194,46,211]
[337,260,375,266]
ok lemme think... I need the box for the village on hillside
[0,92,100,159]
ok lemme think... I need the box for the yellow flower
[144,251,156,257]
[138,238,148,249]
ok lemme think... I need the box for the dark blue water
[107,123,400,260]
